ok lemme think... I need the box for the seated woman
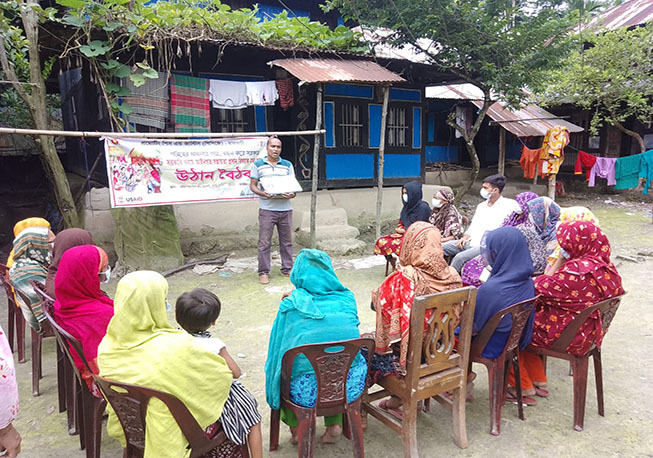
[264,249,366,444]
[527,196,562,256]
[428,188,464,242]
[473,227,535,390]
[371,221,463,416]
[508,221,624,401]
[545,205,599,274]
[462,192,540,286]
[374,180,431,269]
[98,271,262,458]
[53,245,113,397]
[8,218,54,333]
[45,228,94,299]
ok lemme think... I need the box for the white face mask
[100,265,111,284]
[402,194,408,203]
[480,188,492,200]
[432,198,443,208]
[166,299,172,312]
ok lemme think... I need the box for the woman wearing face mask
[53,245,114,397]
[374,181,431,268]
[428,188,464,242]
[44,228,95,299]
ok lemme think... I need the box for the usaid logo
[126,197,143,203]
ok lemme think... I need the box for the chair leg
[7,302,15,353]
[295,408,316,458]
[343,409,352,441]
[269,409,280,452]
[486,358,503,436]
[511,351,525,422]
[452,383,468,449]
[593,349,604,417]
[56,343,67,413]
[401,399,419,458]
[89,397,106,458]
[346,400,365,458]
[77,381,86,451]
[571,356,589,432]
[16,310,25,363]
[31,328,41,396]
[66,365,80,435]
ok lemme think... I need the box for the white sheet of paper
[259,174,303,195]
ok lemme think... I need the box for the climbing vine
[55,0,363,128]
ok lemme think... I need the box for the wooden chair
[0,263,26,362]
[41,298,105,458]
[269,338,375,458]
[469,297,536,436]
[526,295,624,431]
[363,286,477,458]
[30,280,74,425]
[93,375,249,458]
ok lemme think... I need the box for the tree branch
[0,34,31,105]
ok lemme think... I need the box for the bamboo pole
[310,84,323,249]
[375,85,390,239]
[548,174,556,200]
[498,128,506,175]
[0,127,325,139]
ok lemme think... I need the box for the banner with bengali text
[104,137,267,207]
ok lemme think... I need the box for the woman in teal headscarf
[264,249,367,444]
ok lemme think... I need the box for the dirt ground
[2,193,652,457]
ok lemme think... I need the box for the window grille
[214,108,248,133]
[339,104,363,147]
[387,107,408,147]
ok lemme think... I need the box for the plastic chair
[30,280,73,422]
[41,298,105,458]
[526,295,624,431]
[269,338,375,458]
[363,286,477,458]
[93,375,249,458]
[0,263,26,362]
[469,297,536,435]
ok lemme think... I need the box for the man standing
[249,136,295,284]
[442,174,520,272]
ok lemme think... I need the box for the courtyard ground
[1,193,652,457]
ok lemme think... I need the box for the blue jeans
[442,240,481,273]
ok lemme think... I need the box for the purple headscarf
[502,192,539,227]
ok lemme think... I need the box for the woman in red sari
[508,220,624,399]
[53,245,114,397]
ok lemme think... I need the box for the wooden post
[498,128,506,175]
[533,162,539,185]
[376,85,390,239]
[548,174,556,200]
[310,84,323,249]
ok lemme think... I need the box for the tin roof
[581,0,653,32]
[268,58,406,84]
[426,84,584,137]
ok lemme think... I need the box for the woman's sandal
[378,399,403,420]
[505,387,537,406]
[534,387,550,397]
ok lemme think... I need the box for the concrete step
[316,238,367,256]
[295,224,360,246]
[297,207,349,228]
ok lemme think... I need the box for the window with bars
[387,107,408,147]
[212,108,249,133]
[339,103,363,147]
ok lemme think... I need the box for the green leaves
[79,40,111,57]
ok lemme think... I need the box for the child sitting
[176,288,262,458]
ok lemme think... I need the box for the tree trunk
[612,119,646,153]
[20,1,79,228]
[310,84,322,249]
[375,85,390,239]
[498,128,506,175]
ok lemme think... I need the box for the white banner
[104,137,268,207]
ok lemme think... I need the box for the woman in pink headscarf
[53,245,113,397]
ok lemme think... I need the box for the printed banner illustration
[105,137,267,207]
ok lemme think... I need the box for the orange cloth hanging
[519,145,542,179]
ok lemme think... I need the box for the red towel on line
[275,79,294,110]
[574,150,597,181]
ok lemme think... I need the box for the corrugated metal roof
[426,84,584,137]
[268,58,406,84]
[581,0,653,32]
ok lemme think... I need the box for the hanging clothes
[574,150,597,181]
[122,74,169,130]
[539,126,569,175]
[588,157,617,187]
[245,81,278,106]
[639,149,653,195]
[275,79,294,110]
[614,153,643,190]
[170,74,210,133]
[519,145,542,179]
[208,80,248,109]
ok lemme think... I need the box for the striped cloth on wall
[170,74,210,132]
[122,74,169,130]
